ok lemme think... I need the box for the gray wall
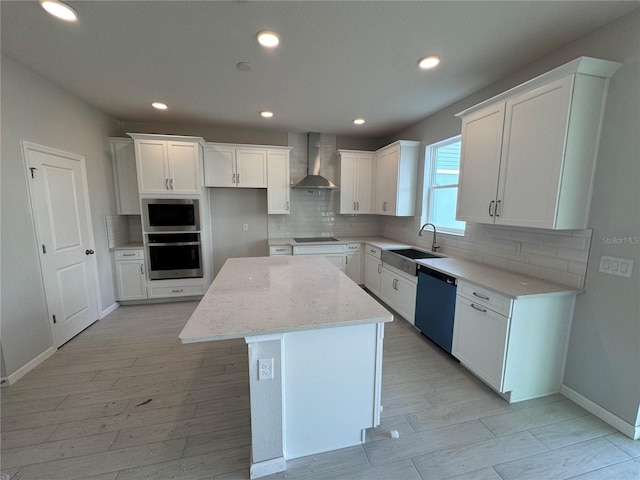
[388,9,640,426]
[1,55,121,376]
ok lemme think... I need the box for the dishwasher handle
[419,265,457,286]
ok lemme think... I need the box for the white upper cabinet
[267,148,291,214]
[338,150,374,214]
[204,143,281,189]
[456,57,621,230]
[129,134,202,195]
[110,138,140,215]
[374,141,420,216]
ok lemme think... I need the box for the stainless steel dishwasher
[414,265,457,353]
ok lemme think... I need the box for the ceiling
[2,1,637,137]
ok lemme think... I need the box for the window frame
[423,135,466,236]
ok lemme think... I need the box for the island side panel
[245,334,286,478]
[282,323,383,460]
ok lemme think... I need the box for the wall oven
[142,198,200,232]
[146,233,203,280]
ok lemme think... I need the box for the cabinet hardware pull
[377,264,382,274]
[495,200,501,217]
[232,173,236,183]
[472,292,490,300]
[345,256,348,265]
[356,201,359,211]
[237,173,240,184]
[470,303,487,313]
[171,289,184,293]
[383,201,387,211]
[165,178,169,190]
[140,264,144,275]
[169,178,173,190]
[122,253,135,256]
[286,201,290,210]
[354,201,357,211]
[489,200,495,217]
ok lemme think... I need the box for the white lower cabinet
[452,280,576,402]
[380,265,417,324]
[114,249,147,301]
[364,245,382,297]
[345,251,362,284]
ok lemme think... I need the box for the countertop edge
[180,315,394,343]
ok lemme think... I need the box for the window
[423,136,466,235]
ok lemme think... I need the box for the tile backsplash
[382,216,591,289]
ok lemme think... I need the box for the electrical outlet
[258,358,273,380]
[242,224,249,231]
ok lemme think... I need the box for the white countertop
[179,255,393,343]
[415,257,582,299]
[269,236,579,299]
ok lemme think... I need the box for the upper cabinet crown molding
[455,56,622,230]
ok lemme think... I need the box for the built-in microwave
[142,198,200,232]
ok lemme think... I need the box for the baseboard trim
[561,384,639,439]
[249,457,286,479]
[7,346,56,385]
[100,302,119,319]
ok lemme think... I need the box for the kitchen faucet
[418,223,440,252]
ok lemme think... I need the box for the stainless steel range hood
[292,133,338,189]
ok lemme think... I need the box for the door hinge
[29,167,37,179]
[52,314,57,324]
[42,244,47,254]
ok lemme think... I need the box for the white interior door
[24,142,100,347]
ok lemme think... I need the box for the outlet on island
[258,358,274,380]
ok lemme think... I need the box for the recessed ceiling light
[260,110,274,118]
[152,102,168,110]
[40,0,78,22]
[418,55,440,70]
[257,31,280,48]
[353,118,366,125]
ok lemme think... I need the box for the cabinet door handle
[122,253,135,257]
[356,201,359,211]
[489,200,495,217]
[169,178,173,190]
[286,201,290,211]
[345,256,348,265]
[140,264,144,275]
[472,291,490,300]
[495,200,501,217]
[165,178,169,190]
[237,173,240,184]
[232,173,236,184]
[393,278,398,290]
[471,303,487,313]
[383,201,387,211]
[377,264,382,274]
[353,201,357,211]
[171,289,184,293]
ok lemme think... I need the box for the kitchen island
[179,255,393,479]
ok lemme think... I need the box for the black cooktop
[293,237,339,243]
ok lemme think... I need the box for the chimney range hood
[292,133,338,189]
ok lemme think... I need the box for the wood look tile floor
[2,300,638,480]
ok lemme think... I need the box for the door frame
[22,140,102,348]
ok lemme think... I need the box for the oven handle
[147,242,201,246]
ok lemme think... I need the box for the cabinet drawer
[365,244,381,259]
[458,281,511,317]
[115,249,144,260]
[346,243,361,252]
[270,245,292,255]
[148,284,204,298]
[293,244,346,255]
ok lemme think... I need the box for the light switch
[599,255,634,278]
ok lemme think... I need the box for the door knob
[85,249,95,255]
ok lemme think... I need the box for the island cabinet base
[245,322,385,478]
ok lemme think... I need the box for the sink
[388,248,441,260]
[381,248,445,276]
